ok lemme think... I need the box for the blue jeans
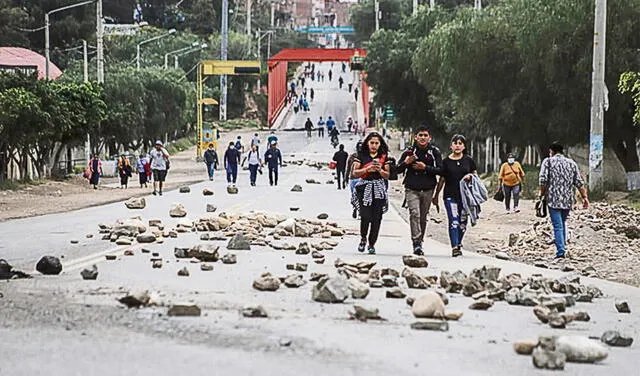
[444,198,467,248]
[206,163,215,179]
[549,208,570,257]
[248,164,259,184]
[226,164,238,183]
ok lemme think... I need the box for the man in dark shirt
[332,144,349,190]
[264,141,283,186]
[304,117,313,137]
[223,142,241,186]
[203,143,218,181]
[396,126,443,255]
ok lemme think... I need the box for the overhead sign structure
[196,60,261,157]
[295,26,355,34]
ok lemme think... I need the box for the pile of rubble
[492,202,640,286]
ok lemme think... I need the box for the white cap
[155,140,163,146]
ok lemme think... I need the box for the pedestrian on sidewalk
[350,133,391,255]
[333,144,349,190]
[264,141,282,186]
[499,153,525,213]
[88,154,102,189]
[224,142,241,186]
[137,154,149,188]
[305,117,314,137]
[539,142,589,259]
[150,141,170,196]
[203,143,219,181]
[396,126,443,255]
[432,134,477,257]
[317,116,325,137]
[246,144,263,186]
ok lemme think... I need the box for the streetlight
[45,0,96,80]
[164,42,199,69]
[136,28,177,70]
[174,43,208,69]
[256,29,275,90]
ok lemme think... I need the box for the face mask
[507,158,515,164]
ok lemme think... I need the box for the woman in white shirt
[246,144,263,186]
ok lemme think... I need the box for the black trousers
[268,165,279,185]
[357,187,385,247]
[336,168,346,189]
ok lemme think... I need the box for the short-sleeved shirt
[539,154,584,210]
[150,148,169,170]
[354,152,389,181]
[441,155,477,201]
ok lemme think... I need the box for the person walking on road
[328,69,333,81]
[346,141,363,218]
[251,133,261,153]
[338,76,344,89]
[246,144,263,186]
[88,154,103,189]
[351,133,391,255]
[499,153,525,213]
[353,120,359,135]
[432,134,477,257]
[117,156,132,189]
[396,126,443,255]
[267,131,278,145]
[235,136,245,154]
[224,142,241,186]
[317,116,325,137]
[264,141,283,186]
[346,116,353,133]
[539,142,589,259]
[354,87,359,101]
[305,117,314,138]
[310,88,315,102]
[326,116,336,133]
[333,144,349,190]
[150,140,170,196]
[136,154,149,188]
[203,143,219,181]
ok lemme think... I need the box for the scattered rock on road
[206,204,217,213]
[200,263,214,271]
[179,186,191,193]
[403,268,430,289]
[80,265,98,280]
[296,242,311,255]
[312,276,350,303]
[444,312,463,321]
[532,347,566,370]
[152,260,163,268]
[349,305,385,322]
[317,213,329,220]
[253,273,281,291]
[227,233,251,250]
[402,255,429,268]
[469,298,494,310]
[167,304,201,316]
[136,234,157,243]
[513,339,538,355]
[615,300,631,313]
[227,186,238,194]
[0,259,30,280]
[600,331,633,347]
[118,290,150,308]
[295,263,308,272]
[495,251,511,260]
[125,197,146,209]
[348,278,370,299]
[221,253,237,264]
[203,188,214,196]
[242,306,268,318]
[189,244,220,262]
[386,288,406,299]
[412,291,445,318]
[291,185,302,192]
[555,335,608,363]
[177,267,190,277]
[283,274,306,288]
[169,203,187,218]
[410,320,449,332]
[36,256,62,275]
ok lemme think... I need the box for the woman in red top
[350,132,391,254]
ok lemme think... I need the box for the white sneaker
[514,207,520,213]
[506,210,511,214]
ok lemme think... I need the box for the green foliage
[349,0,412,45]
[165,134,196,154]
[218,119,261,130]
[619,72,640,125]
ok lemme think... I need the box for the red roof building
[0,47,63,80]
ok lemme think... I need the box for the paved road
[1,67,639,375]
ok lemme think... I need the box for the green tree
[349,0,411,45]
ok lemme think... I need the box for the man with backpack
[396,126,442,255]
[332,144,349,190]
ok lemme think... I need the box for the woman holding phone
[351,133,391,254]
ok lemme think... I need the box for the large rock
[80,265,98,280]
[0,259,30,280]
[402,255,429,268]
[36,256,62,275]
[601,331,633,347]
[118,290,150,308]
[169,203,187,218]
[291,185,303,192]
[189,244,219,262]
[227,233,251,250]
[253,274,281,291]
[555,336,608,363]
[125,197,146,209]
[615,300,631,313]
[411,291,445,318]
[348,278,370,299]
[532,348,566,370]
[312,276,350,303]
[440,270,466,293]
[283,274,306,288]
[136,234,157,243]
[403,268,430,289]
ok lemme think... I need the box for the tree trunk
[612,133,640,173]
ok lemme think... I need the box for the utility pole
[246,0,252,35]
[45,13,50,79]
[270,2,275,28]
[375,0,380,31]
[220,0,229,121]
[474,0,482,10]
[96,0,104,84]
[413,0,418,15]
[589,0,607,192]
[430,0,435,10]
